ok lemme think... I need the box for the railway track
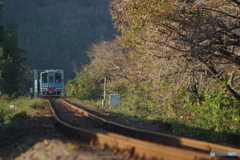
[48,98,240,160]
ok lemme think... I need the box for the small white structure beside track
[109,94,120,107]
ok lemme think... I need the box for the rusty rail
[49,99,240,160]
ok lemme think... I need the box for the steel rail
[48,99,233,160]
[59,98,240,158]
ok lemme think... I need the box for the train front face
[40,71,62,97]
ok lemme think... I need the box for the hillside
[0,0,116,79]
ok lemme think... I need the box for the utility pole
[102,76,107,108]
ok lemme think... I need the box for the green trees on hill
[0,13,26,95]
[0,0,116,79]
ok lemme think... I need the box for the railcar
[39,70,63,97]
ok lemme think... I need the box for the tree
[66,39,134,100]
[0,18,26,95]
[111,0,240,101]
[0,2,4,45]
[0,2,4,10]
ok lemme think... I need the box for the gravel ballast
[0,102,126,160]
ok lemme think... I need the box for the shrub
[66,71,103,100]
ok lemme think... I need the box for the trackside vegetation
[66,89,240,147]
[110,90,240,146]
[66,0,240,147]
[0,95,45,131]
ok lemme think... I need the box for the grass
[63,97,102,109]
[66,90,240,148]
[0,95,46,130]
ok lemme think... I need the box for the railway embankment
[0,98,125,160]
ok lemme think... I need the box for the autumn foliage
[110,0,240,100]
[65,0,240,146]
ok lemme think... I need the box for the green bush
[0,95,14,126]
[179,91,240,145]
[66,71,103,100]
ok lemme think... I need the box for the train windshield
[55,73,61,83]
[42,73,48,83]
[49,77,54,83]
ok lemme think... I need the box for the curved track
[48,98,240,160]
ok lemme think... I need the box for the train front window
[55,73,61,83]
[49,77,54,83]
[42,73,48,83]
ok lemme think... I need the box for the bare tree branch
[232,0,240,5]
